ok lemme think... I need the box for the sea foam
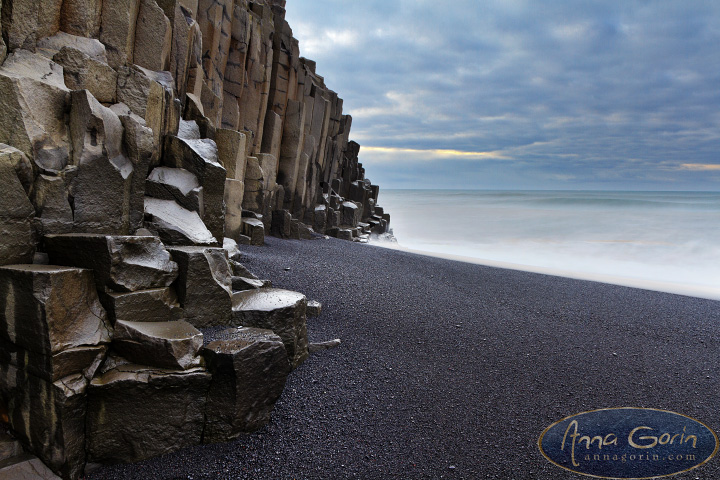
[373,190,720,301]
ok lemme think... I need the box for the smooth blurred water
[375,190,720,299]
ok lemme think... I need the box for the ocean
[373,190,720,300]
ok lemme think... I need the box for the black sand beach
[90,237,720,479]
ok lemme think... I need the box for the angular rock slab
[241,217,264,246]
[146,166,204,215]
[203,327,291,442]
[232,288,308,369]
[113,320,203,370]
[163,135,227,244]
[44,234,178,292]
[53,46,117,104]
[144,197,217,246]
[0,265,111,356]
[0,50,70,173]
[86,364,211,465]
[0,367,88,480]
[0,454,62,480]
[168,247,232,327]
[307,300,322,317]
[99,287,183,324]
[0,337,106,382]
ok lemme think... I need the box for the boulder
[99,287,183,324]
[145,167,204,215]
[69,90,134,234]
[341,201,360,227]
[297,222,317,240]
[29,175,73,236]
[0,50,70,173]
[144,197,217,246]
[112,320,203,370]
[52,46,117,104]
[44,234,179,292]
[163,135,227,243]
[309,338,341,353]
[307,300,322,317]
[231,288,308,369]
[86,363,211,465]
[0,367,88,480]
[168,246,232,327]
[0,453,61,479]
[134,0,172,72]
[99,0,141,68]
[0,265,111,357]
[202,327,290,441]
[240,217,264,246]
[0,145,36,265]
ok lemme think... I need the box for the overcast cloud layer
[284,1,720,190]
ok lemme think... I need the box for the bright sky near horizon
[284,1,720,191]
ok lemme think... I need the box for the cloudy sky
[284,1,720,190]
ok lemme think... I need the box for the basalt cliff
[0,0,392,478]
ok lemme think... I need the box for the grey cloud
[286,1,720,190]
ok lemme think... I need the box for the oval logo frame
[538,407,718,479]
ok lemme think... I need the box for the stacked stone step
[0,0,387,476]
[0,233,311,477]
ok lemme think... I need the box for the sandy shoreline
[90,237,720,479]
[369,240,720,302]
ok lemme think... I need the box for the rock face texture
[0,0,393,478]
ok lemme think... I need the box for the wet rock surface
[44,234,179,292]
[88,237,720,480]
[202,327,291,442]
[86,363,211,466]
[112,319,203,370]
[232,288,308,369]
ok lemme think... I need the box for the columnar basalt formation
[0,0,393,478]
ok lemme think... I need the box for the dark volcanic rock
[44,234,179,292]
[86,363,211,466]
[202,327,291,442]
[0,265,111,357]
[112,320,203,370]
[0,366,88,480]
[168,246,233,327]
[231,288,308,369]
[99,287,183,324]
